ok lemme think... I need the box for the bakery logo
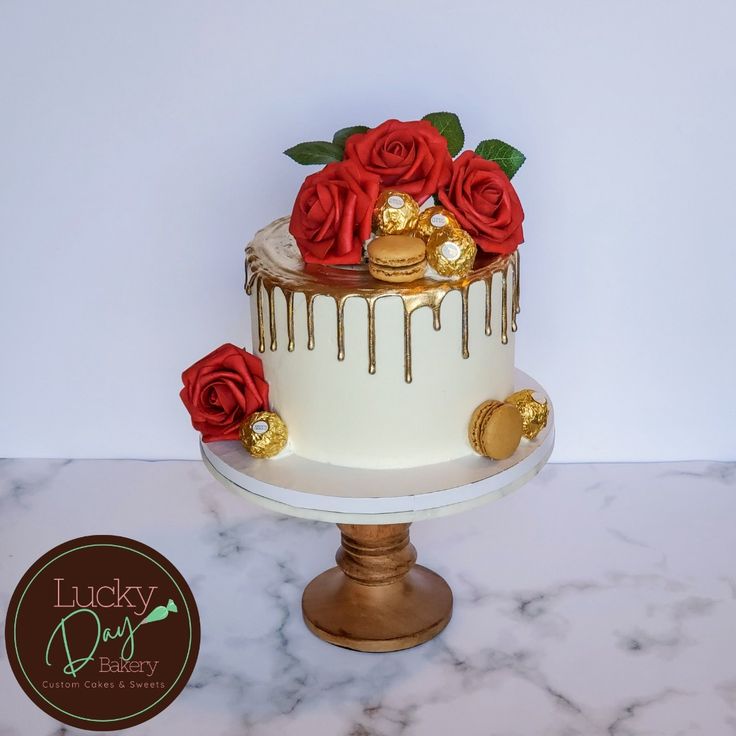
[4,535,200,731]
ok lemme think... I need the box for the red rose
[289,160,380,265]
[343,119,452,204]
[438,151,524,254]
[180,343,269,442]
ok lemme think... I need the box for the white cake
[246,217,520,469]
[179,115,542,473]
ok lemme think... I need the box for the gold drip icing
[245,271,258,296]
[285,290,295,351]
[367,297,377,374]
[266,283,277,351]
[245,217,521,383]
[512,250,520,332]
[255,276,265,353]
[461,286,470,359]
[403,304,412,383]
[306,294,316,350]
[501,270,509,345]
[432,305,441,331]
[484,275,493,336]
[336,296,347,361]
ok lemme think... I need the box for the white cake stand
[201,369,554,652]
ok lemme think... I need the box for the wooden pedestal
[301,523,453,652]
[202,376,553,652]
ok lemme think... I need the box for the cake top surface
[246,217,514,301]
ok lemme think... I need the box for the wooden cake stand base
[302,523,452,652]
[201,370,553,653]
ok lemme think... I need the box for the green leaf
[332,125,369,149]
[474,139,526,179]
[283,141,344,165]
[422,112,464,156]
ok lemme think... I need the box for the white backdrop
[1,1,734,461]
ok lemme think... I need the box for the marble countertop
[1,459,735,736]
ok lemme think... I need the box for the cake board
[201,369,554,652]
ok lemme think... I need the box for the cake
[181,112,547,470]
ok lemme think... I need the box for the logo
[4,535,200,731]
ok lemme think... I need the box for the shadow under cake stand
[201,369,554,653]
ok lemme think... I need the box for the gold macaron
[468,400,523,460]
[367,234,427,283]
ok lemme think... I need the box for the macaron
[468,400,523,460]
[367,235,427,283]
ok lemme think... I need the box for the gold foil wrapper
[505,389,549,440]
[468,400,523,460]
[373,190,420,236]
[415,206,460,241]
[239,411,288,458]
[426,227,477,277]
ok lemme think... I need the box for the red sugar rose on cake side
[343,119,452,204]
[437,151,524,255]
[180,343,269,442]
[289,160,380,265]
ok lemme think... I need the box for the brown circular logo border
[4,535,200,730]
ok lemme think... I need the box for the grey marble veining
[1,459,735,735]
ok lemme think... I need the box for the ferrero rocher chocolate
[506,389,549,440]
[415,206,460,241]
[426,226,477,278]
[239,411,288,458]
[373,190,420,236]
[468,400,523,460]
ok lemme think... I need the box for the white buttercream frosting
[246,219,517,469]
